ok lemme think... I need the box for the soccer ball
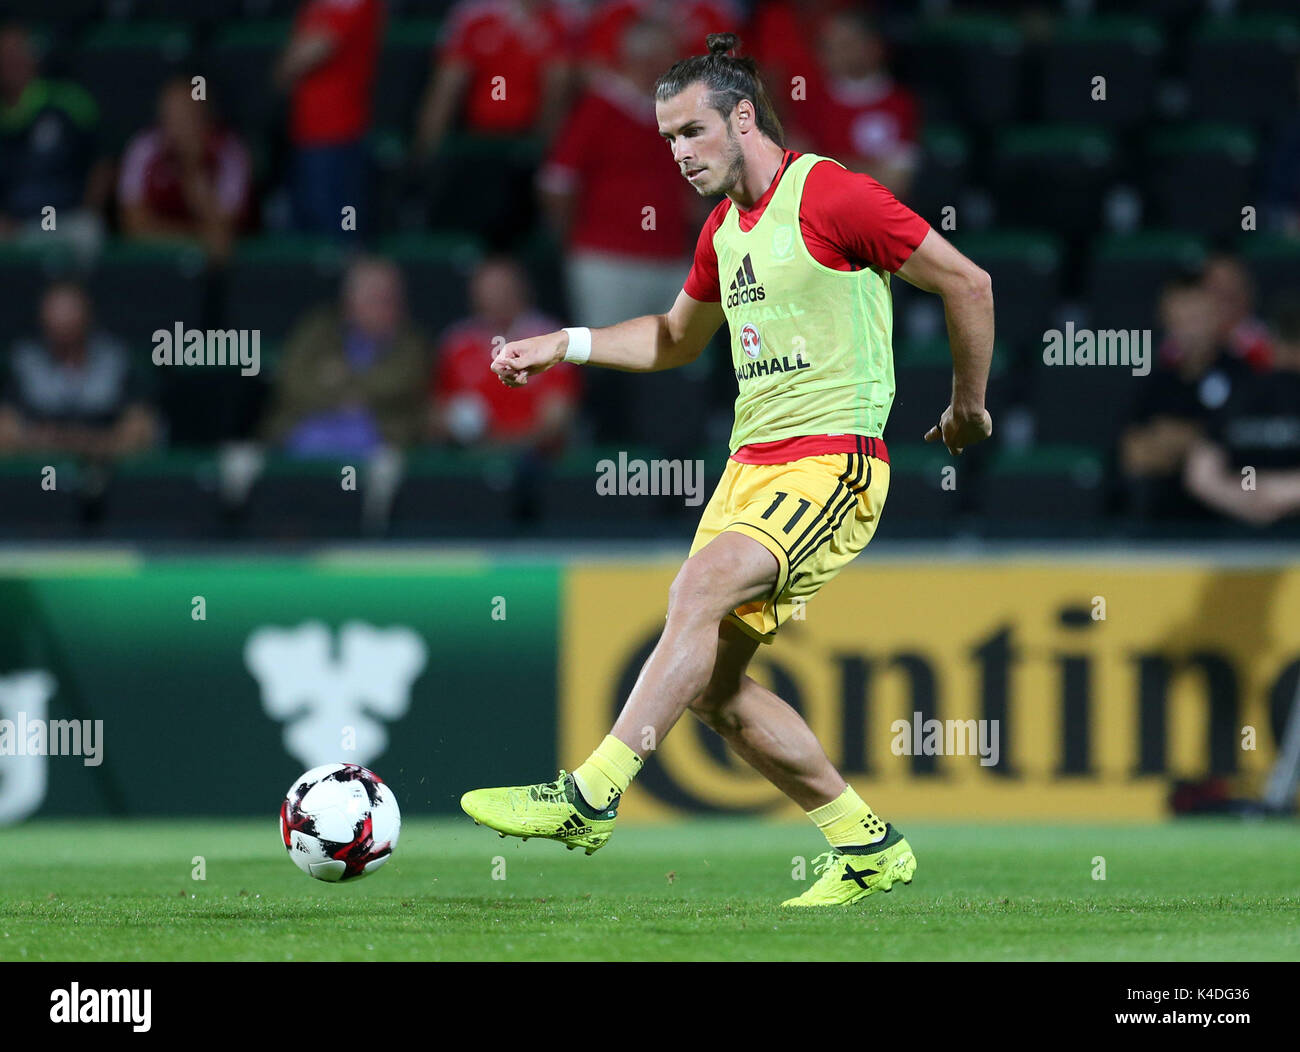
[280,763,401,882]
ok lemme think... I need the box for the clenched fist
[925,404,993,455]
[491,331,569,388]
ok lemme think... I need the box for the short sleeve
[801,161,930,272]
[682,201,728,302]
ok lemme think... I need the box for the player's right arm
[490,290,724,387]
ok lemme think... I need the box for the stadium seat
[1186,15,1300,125]
[534,445,719,539]
[123,0,242,21]
[73,21,193,152]
[373,18,440,138]
[0,458,83,539]
[96,451,225,540]
[889,338,1011,448]
[424,134,545,247]
[1038,16,1162,127]
[204,21,292,150]
[952,231,1063,355]
[889,340,962,447]
[906,124,970,226]
[2,0,99,19]
[515,226,570,323]
[903,15,1026,127]
[388,450,517,538]
[86,242,208,355]
[877,441,963,525]
[1238,234,1300,316]
[1141,125,1257,239]
[990,125,1117,241]
[980,445,1106,523]
[1084,231,1207,333]
[224,235,347,343]
[241,455,366,539]
[1027,340,1143,448]
[376,232,482,342]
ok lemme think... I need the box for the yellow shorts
[688,451,890,644]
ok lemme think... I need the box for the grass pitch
[2,818,1297,962]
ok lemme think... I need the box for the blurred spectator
[539,19,692,326]
[537,18,696,443]
[275,0,384,236]
[1185,300,1300,527]
[413,0,574,158]
[262,258,428,456]
[1202,254,1273,373]
[118,78,252,263]
[431,256,578,452]
[1119,276,1246,520]
[581,0,736,75]
[747,0,861,141]
[0,23,110,258]
[0,282,157,458]
[794,10,919,198]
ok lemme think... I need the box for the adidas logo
[726,253,766,308]
[560,816,592,836]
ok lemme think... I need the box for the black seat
[1186,15,1300,126]
[374,19,440,138]
[952,231,1062,356]
[86,242,208,353]
[204,20,291,149]
[1037,16,1162,127]
[1084,232,1207,334]
[378,233,482,344]
[990,124,1118,240]
[225,236,347,343]
[1142,125,1258,240]
[980,445,1106,522]
[903,15,1026,127]
[73,22,194,152]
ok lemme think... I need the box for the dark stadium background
[1,0,1298,830]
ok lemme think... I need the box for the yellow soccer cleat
[460,770,618,855]
[782,824,916,906]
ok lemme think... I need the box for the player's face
[657,84,744,197]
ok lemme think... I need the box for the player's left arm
[894,228,994,454]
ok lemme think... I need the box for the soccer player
[461,33,993,906]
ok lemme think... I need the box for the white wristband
[562,326,592,365]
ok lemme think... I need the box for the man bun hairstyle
[654,32,785,147]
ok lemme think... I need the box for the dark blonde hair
[654,33,785,147]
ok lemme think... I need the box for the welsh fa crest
[772,224,795,261]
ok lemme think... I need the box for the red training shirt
[290,0,384,146]
[436,0,573,135]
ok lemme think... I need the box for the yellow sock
[808,786,887,848]
[572,735,643,810]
